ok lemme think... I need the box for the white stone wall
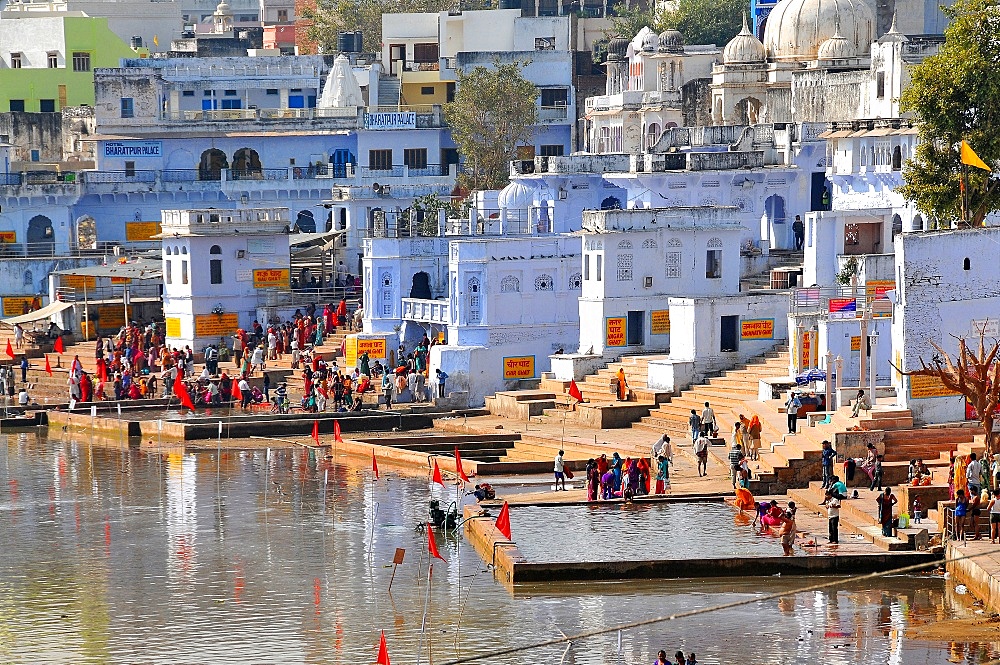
[893,228,1000,424]
[0,16,66,69]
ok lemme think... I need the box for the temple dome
[635,26,658,53]
[762,0,875,61]
[723,15,766,64]
[658,29,684,53]
[607,35,629,61]
[498,180,534,211]
[816,29,856,60]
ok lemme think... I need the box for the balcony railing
[401,297,449,324]
[539,105,569,120]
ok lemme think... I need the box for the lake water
[0,430,995,664]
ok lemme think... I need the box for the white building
[160,206,291,349]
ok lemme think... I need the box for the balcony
[402,297,449,324]
[539,105,569,121]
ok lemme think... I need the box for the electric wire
[437,543,1000,665]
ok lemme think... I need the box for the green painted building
[0,14,141,112]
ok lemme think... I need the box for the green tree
[900,0,1000,227]
[658,0,743,46]
[444,59,538,191]
[606,6,657,43]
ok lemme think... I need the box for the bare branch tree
[893,331,1000,455]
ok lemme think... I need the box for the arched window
[181,246,188,255]
[568,272,582,290]
[617,239,632,249]
[500,275,520,293]
[165,246,172,256]
[642,239,657,249]
[467,277,481,324]
[534,274,553,291]
[707,237,723,248]
[210,244,223,284]
[891,145,902,171]
[964,257,971,271]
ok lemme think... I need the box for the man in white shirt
[237,377,252,411]
[554,450,566,491]
[967,452,984,497]
[18,387,30,406]
[701,402,716,436]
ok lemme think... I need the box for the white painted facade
[892,228,1000,425]
[160,206,290,349]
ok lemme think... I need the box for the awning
[1,300,73,326]
[51,259,162,280]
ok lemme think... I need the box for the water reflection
[0,432,995,664]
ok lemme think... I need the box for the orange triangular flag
[454,447,470,483]
[173,377,196,411]
[311,420,319,444]
[4,340,13,359]
[53,336,64,354]
[376,630,390,665]
[427,524,446,561]
[432,459,444,486]
[568,379,583,402]
[495,501,512,540]
[44,355,52,377]
[372,449,379,480]
[961,140,992,172]
[334,420,343,443]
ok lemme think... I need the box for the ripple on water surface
[0,432,994,665]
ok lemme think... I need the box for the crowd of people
[652,649,698,665]
[579,435,675,501]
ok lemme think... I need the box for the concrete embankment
[464,504,942,586]
[946,541,1000,613]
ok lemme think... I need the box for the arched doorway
[199,149,228,181]
[75,215,96,250]
[232,148,262,179]
[601,196,622,210]
[295,210,316,233]
[410,271,431,299]
[27,215,54,256]
[733,97,763,125]
[764,194,787,249]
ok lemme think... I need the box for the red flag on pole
[376,630,391,665]
[372,449,379,480]
[311,420,320,444]
[334,420,343,443]
[174,378,196,411]
[432,459,444,486]
[230,378,242,402]
[568,380,583,402]
[427,524,446,561]
[4,340,13,359]
[44,355,52,377]
[454,447,470,483]
[53,336,64,354]
[495,501,512,540]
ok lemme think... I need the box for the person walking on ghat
[701,402,716,437]
[554,450,567,491]
[785,391,802,434]
[688,409,701,442]
[616,367,628,401]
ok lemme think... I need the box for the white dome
[498,180,534,211]
[631,26,656,53]
[762,0,875,61]
[816,29,856,60]
[724,15,767,64]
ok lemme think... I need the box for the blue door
[288,95,305,109]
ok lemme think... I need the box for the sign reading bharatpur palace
[502,356,535,380]
[103,141,163,158]
[364,112,416,130]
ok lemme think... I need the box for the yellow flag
[961,140,991,172]
[153,34,159,47]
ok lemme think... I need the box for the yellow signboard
[850,335,861,352]
[741,318,774,340]
[909,373,960,399]
[165,317,181,338]
[866,280,895,318]
[800,330,814,369]
[194,313,239,337]
[503,355,536,380]
[61,274,97,289]
[344,336,358,368]
[606,317,627,347]
[125,221,161,242]
[357,338,386,359]
[2,296,35,317]
[96,305,129,329]
[650,310,670,335]
[111,276,132,284]
[253,268,290,289]
[0,231,15,243]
